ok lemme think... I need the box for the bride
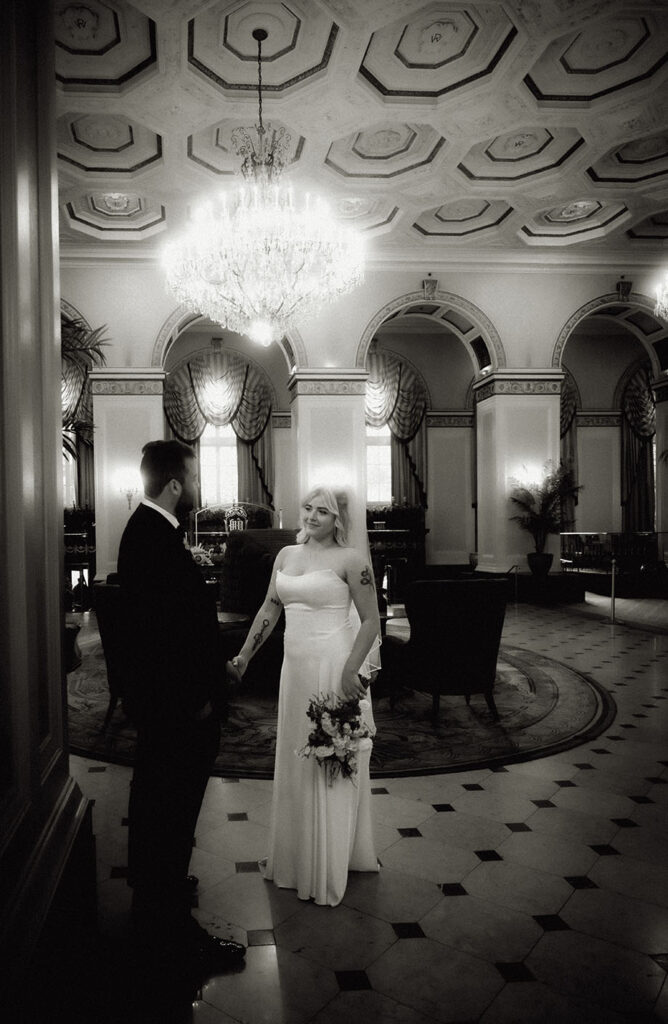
[229,486,381,906]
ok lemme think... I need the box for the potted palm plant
[509,462,582,576]
[61,313,108,458]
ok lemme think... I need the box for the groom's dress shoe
[185,874,199,892]
[188,921,245,970]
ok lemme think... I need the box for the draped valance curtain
[366,346,428,507]
[164,349,274,508]
[621,362,655,532]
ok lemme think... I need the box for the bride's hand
[341,667,367,701]
[226,653,247,686]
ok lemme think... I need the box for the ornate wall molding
[272,412,292,428]
[576,412,622,427]
[91,380,163,395]
[552,292,662,375]
[473,372,562,403]
[289,379,367,397]
[355,289,505,371]
[151,303,307,370]
[426,413,474,427]
[356,290,504,370]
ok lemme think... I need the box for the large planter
[527,552,553,577]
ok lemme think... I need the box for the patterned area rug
[67,623,615,778]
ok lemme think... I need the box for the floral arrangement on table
[297,692,375,785]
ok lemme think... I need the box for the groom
[117,439,245,974]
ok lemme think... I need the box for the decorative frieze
[474,377,561,403]
[577,412,622,427]
[288,369,368,400]
[272,413,292,428]
[91,380,163,396]
[426,413,474,427]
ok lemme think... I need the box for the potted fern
[509,462,582,576]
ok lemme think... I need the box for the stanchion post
[610,556,616,624]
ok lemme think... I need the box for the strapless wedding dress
[261,569,378,906]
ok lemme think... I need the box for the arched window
[199,422,238,506]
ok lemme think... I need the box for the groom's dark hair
[140,440,195,498]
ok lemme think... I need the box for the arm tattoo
[252,618,270,652]
[270,596,280,607]
[360,565,374,588]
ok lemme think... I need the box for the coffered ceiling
[55,0,668,265]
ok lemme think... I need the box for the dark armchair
[379,578,509,718]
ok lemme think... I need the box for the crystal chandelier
[163,28,364,348]
[655,271,668,321]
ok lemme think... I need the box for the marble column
[653,377,668,565]
[474,369,563,574]
[90,368,165,578]
[287,370,369,550]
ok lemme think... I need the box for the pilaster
[90,368,165,576]
[287,369,369,550]
[474,369,563,574]
[653,377,668,563]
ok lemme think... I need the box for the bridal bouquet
[297,692,375,785]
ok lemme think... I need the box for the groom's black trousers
[128,710,220,944]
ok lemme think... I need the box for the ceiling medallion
[163,28,364,348]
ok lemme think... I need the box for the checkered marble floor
[69,597,668,1023]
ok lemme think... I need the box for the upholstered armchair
[379,578,509,718]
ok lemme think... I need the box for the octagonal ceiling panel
[413,197,512,236]
[524,10,668,104]
[519,199,629,245]
[55,0,157,93]
[188,0,337,95]
[57,113,162,175]
[335,196,400,235]
[326,123,445,179]
[458,126,584,182]
[62,190,166,239]
[359,2,518,100]
[587,130,668,186]
[188,118,304,177]
[627,210,668,240]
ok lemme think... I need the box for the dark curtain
[366,345,428,507]
[560,368,579,530]
[164,349,274,508]
[621,363,655,532]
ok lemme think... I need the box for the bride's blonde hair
[296,486,350,546]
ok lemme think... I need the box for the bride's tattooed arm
[360,565,374,588]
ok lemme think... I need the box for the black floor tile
[462,784,484,791]
[335,970,372,991]
[247,929,275,946]
[441,883,468,896]
[589,844,620,856]
[565,876,598,889]
[391,922,425,938]
[228,812,248,821]
[532,800,556,808]
[611,818,639,828]
[398,827,422,837]
[433,803,455,812]
[235,861,261,873]
[371,787,389,794]
[495,962,536,983]
[533,914,571,931]
[505,822,531,832]
[475,849,503,861]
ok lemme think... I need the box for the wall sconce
[422,273,438,299]
[615,275,632,301]
[120,484,138,509]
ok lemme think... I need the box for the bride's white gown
[262,569,379,906]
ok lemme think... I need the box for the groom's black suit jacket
[117,502,221,724]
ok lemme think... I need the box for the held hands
[226,653,247,688]
[341,666,368,701]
